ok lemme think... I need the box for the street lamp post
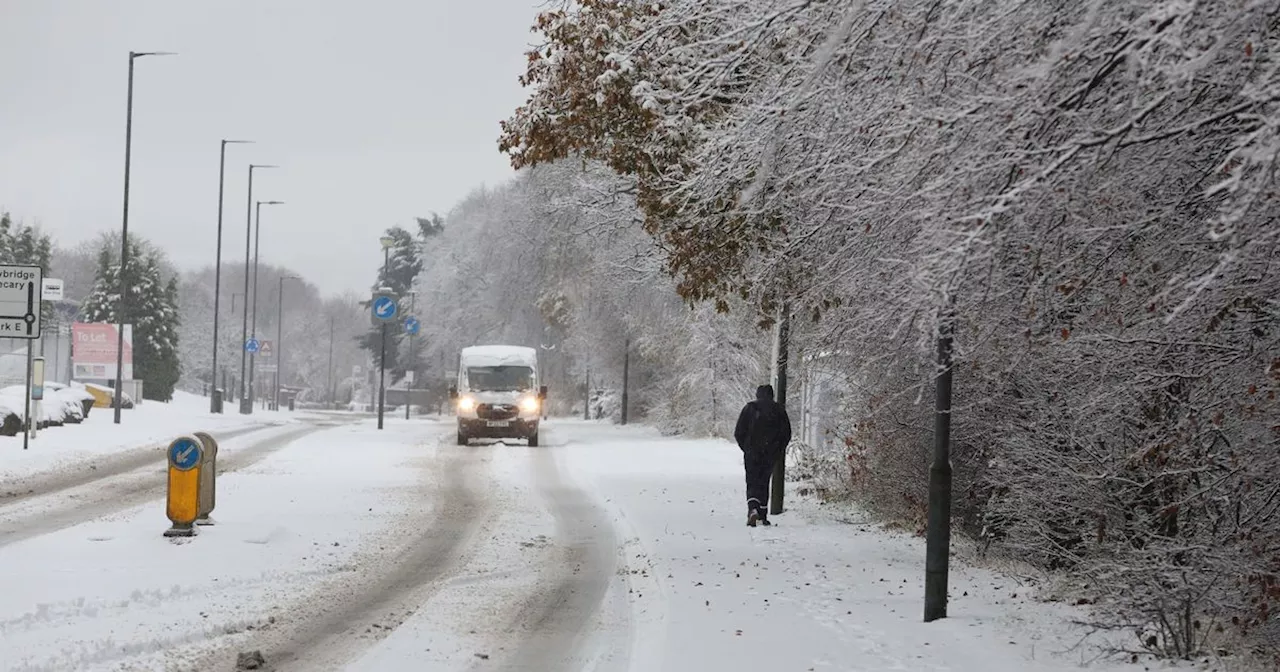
[210,139,252,413]
[238,164,276,414]
[113,50,175,424]
[327,315,335,409]
[249,199,284,408]
[377,235,395,430]
[405,290,417,420]
[275,275,301,410]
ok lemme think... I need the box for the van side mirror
[538,385,548,400]
[449,386,458,400]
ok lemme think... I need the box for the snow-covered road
[0,416,1181,672]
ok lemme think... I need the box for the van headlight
[519,396,539,413]
[458,396,477,412]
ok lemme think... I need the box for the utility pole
[924,306,955,622]
[770,303,790,516]
[584,367,590,420]
[620,340,630,425]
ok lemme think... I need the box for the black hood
[756,385,775,402]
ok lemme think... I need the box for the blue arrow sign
[168,437,202,471]
[245,338,260,353]
[373,296,398,321]
[404,316,420,335]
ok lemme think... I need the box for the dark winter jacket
[734,385,792,459]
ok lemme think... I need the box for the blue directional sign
[404,316,420,335]
[245,338,260,353]
[372,296,398,322]
[168,437,202,471]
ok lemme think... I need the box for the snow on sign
[0,264,42,339]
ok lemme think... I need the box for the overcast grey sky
[0,0,540,295]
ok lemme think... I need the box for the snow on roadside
[0,391,281,482]
[553,420,1195,672]
[0,419,445,672]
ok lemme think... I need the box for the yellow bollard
[163,435,203,538]
[193,431,219,526]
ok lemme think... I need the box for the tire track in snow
[0,424,322,548]
[475,441,626,672]
[0,424,272,504]
[206,436,497,672]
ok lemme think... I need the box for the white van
[449,345,547,446]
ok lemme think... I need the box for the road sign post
[404,317,420,419]
[194,431,219,526]
[164,435,204,537]
[2,265,44,450]
[30,358,45,441]
[371,293,398,430]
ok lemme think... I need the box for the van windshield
[467,366,534,392]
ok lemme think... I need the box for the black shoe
[747,510,759,527]
[760,518,772,526]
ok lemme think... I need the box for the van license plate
[487,420,509,428]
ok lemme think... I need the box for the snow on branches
[505,0,1280,659]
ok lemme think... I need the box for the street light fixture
[377,236,395,430]
[210,139,253,413]
[239,164,277,414]
[113,50,176,424]
[248,199,284,411]
[275,275,301,411]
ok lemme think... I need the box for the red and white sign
[72,322,133,381]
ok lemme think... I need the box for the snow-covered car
[47,382,96,418]
[0,385,88,430]
[0,400,20,436]
[450,345,547,446]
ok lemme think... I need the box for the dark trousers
[744,452,774,518]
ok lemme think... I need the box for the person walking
[734,384,792,527]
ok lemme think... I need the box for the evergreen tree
[80,240,183,401]
[0,212,52,269]
[358,224,434,373]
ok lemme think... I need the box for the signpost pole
[378,322,387,429]
[1,265,43,449]
[23,344,33,450]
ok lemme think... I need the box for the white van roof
[460,345,538,368]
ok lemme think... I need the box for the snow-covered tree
[359,225,429,374]
[501,0,1280,660]
[80,239,182,401]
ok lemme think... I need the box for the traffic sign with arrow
[372,295,398,323]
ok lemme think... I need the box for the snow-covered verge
[0,419,445,672]
[0,391,278,483]
[549,421,1227,672]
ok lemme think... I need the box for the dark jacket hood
[756,385,775,402]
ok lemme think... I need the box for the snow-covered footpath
[0,391,277,482]
[0,414,1217,671]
